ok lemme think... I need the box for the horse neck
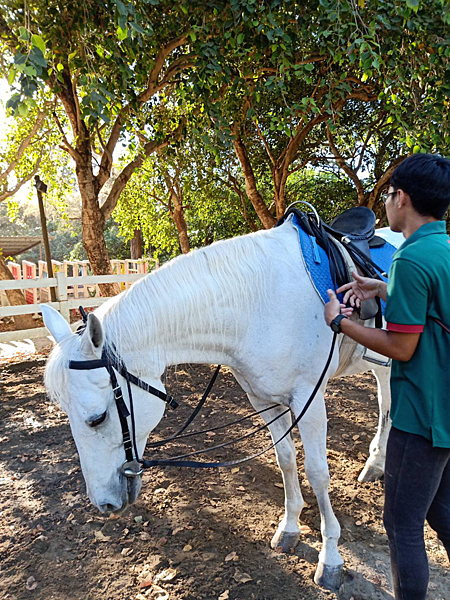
[100,233,271,372]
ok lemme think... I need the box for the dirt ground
[0,346,449,600]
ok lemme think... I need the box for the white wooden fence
[0,271,147,344]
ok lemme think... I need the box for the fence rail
[0,271,146,344]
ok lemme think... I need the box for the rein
[68,307,337,476]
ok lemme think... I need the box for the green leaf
[19,27,31,41]
[14,53,27,66]
[116,0,127,16]
[304,63,314,71]
[23,65,37,76]
[18,103,29,117]
[29,47,47,68]
[130,21,146,35]
[7,67,17,85]
[406,0,420,8]
[57,63,64,72]
[117,26,128,41]
[31,34,46,54]
[6,93,21,112]
[237,33,244,45]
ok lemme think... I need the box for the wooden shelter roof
[0,236,42,257]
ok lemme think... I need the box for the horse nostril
[98,502,120,514]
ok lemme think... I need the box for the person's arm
[376,281,387,302]
[340,315,420,361]
[325,289,420,361]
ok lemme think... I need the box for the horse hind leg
[358,366,391,483]
[247,395,303,554]
[295,387,344,592]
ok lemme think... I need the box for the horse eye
[88,412,107,428]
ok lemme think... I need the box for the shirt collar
[401,221,446,249]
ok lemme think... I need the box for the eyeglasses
[381,190,395,205]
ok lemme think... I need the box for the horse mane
[45,226,285,401]
[100,228,277,363]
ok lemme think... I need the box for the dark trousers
[383,427,450,600]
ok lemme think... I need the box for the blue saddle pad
[288,212,397,315]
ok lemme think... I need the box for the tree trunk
[0,257,38,330]
[170,190,190,254]
[78,161,120,297]
[130,229,143,259]
[232,133,276,229]
[272,168,287,220]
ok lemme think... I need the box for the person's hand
[324,289,354,326]
[336,271,380,309]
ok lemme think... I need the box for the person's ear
[397,189,409,208]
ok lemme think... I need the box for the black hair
[390,153,450,219]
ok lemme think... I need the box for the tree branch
[100,121,185,220]
[138,33,188,103]
[371,155,408,203]
[326,123,365,202]
[254,120,276,166]
[53,110,82,161]
[0,156,42,202]
[0,110,46,184]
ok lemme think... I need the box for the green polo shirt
[385,221,450,447]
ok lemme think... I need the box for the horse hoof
[358,464,384,483]
[314,562,344,592]
[270,530,300,554]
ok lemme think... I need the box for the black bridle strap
[141,332,337,469]
[68,354,179,410]
[145,406,291,463]
[109,357,179,409]
[148,402,288,447]
[107,365,135,463]
[146,365,221,448]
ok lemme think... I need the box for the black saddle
[278,205,386,325]
[329,206,385,258]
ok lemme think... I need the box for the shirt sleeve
[385,257,430,333]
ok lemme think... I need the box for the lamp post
[34,175,56,302]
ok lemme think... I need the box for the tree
[0,92,74,328]
[189,0,450,225]
[0,1,217,294]
[114,141,256,259]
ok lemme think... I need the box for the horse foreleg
[295,389,344,592]
[247,395,303,554]
[358,366,391,482]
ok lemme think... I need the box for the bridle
[67,307,338,479]
[69,332,179,478]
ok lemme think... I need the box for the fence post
[55,271,70,322]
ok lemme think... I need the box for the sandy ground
[0,342,448,600]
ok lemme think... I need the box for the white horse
[42,221,402,592]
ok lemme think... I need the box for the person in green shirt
[324,153,450,600]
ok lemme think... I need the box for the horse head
[41,304,166,514]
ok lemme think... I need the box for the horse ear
[80,313,104,358]
[41,304,72,343]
